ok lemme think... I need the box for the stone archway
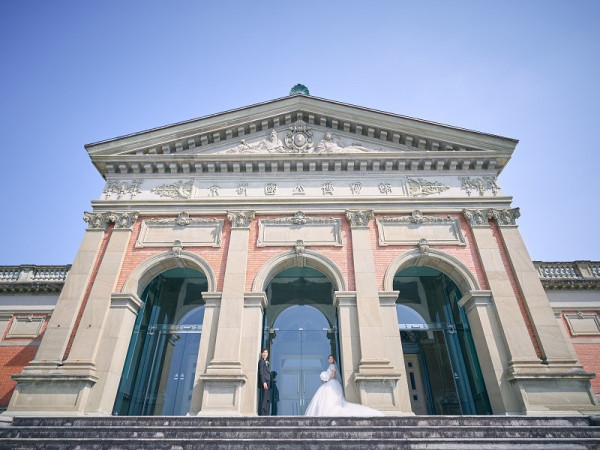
[383,248,480,294]
[252,248,346,294]
[121,250,217,296]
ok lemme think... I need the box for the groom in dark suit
[257,349,271,415]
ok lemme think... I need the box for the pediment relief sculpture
[217,124,391,155]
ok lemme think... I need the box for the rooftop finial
[289,84,310,96]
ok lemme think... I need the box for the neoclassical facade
[3,93,599,416]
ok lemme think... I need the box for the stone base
[197,373,247,416]
[7,374,97,415]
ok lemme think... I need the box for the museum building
[1,90,599,417]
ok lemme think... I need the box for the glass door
[267,305,337,415]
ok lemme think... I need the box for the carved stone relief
[84,211,140,231]
[463,208,520,228]
[346,210,374,228]
[407,178,450,197]
[151,180,193,199]
[227,210,256,228]
[285,121,313,152]
[459,176,499,196]
[103,180,143,199]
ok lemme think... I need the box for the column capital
[462,208,491,228]
[226,210,255,228]
[83,211,139,231]
[345,209,373,228]
[490,207,520,227]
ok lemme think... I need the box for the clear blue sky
[1,1,598,265]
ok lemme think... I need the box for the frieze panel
[459,176,499,196]
[136,212,223,248]
[407,178,450,197]
[376,211,465,246]
[151,180,193,199]
[257,212,342,247]
[103,180,143,199]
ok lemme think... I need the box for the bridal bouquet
[320,369,331,382]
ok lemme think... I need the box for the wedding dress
[304,363,384,416]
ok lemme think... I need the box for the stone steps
[0,415,598,449]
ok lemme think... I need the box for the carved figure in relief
[314,132,379,153]
[226,130,284,154]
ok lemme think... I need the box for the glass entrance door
[114,268,207,416]
[267,305,337,415]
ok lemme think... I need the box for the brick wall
[0,314,48,408]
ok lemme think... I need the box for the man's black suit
[258,358,271,415]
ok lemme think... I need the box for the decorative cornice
[407,178,450,197]
[346,209,373,228]
[227,210,255,228]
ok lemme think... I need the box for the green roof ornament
[289,84,310,96]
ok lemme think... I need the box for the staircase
[1,415,599,449]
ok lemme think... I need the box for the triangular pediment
[86,95,518,176]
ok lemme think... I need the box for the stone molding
[226,210,255,229]
[383,248,480,295]
[376,211,466,246]
[257,212,342,247]
[109,293,144,315]
[251,249,346,293]
[135,213,224,248]
[345,209,373,228]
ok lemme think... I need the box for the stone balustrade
[0,265,71,292]
[533,261,600,288]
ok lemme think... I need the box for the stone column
[345,210,404,413]
[58,212,138,413]
[458,290,523,414]
[189,292,222,415]
[15,212,108,368]
[462,209,540,368]
[198,210,254,415]
[86,293,144,414]
[334,291,361,402]
[464,209,599,414]
[7,212,137,416]
[490,208,579,365]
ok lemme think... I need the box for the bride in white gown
[304,355,383,416]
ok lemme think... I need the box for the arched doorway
[394,266,491,415]
[113,267,208,416]
[263,267,339,415]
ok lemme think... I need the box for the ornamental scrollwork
[151,180,193,199]
[83,212,112,231]
[463,208,520,227]
[407,178,450,197]
[103,180,143,199]
[111,212,139,229]
[146,212,221,227]
[381,210,453,224]
[346,210,373,228]
[227,210,256,228]
[267,211,337,225]
[459,176,499,196]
